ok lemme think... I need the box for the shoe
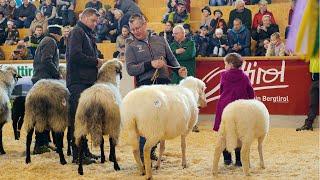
[296,124,313,131]
[224,159,232,165]
[33,145,51,155]
[235,160,242,167]
[72,156,96,165]
[192,125,200,133]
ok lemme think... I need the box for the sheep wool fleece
[213,68,255,131]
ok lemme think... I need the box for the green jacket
[309,56,319,73]
[170,38,196,84]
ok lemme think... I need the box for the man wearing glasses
[125,13,187,163]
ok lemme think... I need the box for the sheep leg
[100,136,105,163]
[55,132,67,165]
[0,123,5,155]
[78,137,85,175]
[12,117,19,140]
[109,137,121,171]
[66,126,72,156]
[155,140,165,170]
[144,140,156,180]
[26,128,34,164]
[181,135,187,168]
[212,136,225,175]
[258,135,266,169]
[241,142,251,176]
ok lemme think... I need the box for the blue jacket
[227,25,251,49]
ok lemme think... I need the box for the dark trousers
[136,78,171,158]
[68,84,92,160]
[14,19,32,28]
[306,74,319,126]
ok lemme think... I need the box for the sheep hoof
[146,176,152,180]
[114,163,121,171]
[60,159,67,165]
[101,156,105,163]
[0,150,6,155]
[154,165,159,170]
[78,168,84,175]
[182,163,187,169]
[260,165,265,169]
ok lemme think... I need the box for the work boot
[296,124,313,131]
[223,150,232,165]
[235,148,242,167]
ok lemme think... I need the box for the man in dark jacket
[66,8,103,164]
[13,0,37,28]
[228,18,251,56]
[31,24,62,154]
[228,0,252,30]
[115,0,141,26]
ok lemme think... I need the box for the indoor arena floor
[0,120,319,180]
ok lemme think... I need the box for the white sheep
[212,99,270,176]
[121,76,207,180]
[74,59,123,175]
[24,79,69,165]
[0,66,21,155]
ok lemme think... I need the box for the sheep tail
[224,114,238,153]
[85,102,105,147]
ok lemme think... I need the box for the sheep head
[3,66,22,82]
[179,76,207,108]
[97,59,123,86]
[0,66,22,96]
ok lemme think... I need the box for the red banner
[196,59,311,115]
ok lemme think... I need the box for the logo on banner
[203,60,289,103]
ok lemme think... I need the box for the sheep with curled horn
[24,65,69,165]
[0,66,21,155]
[74,59,122,175]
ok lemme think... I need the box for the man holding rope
[125,13,187,162]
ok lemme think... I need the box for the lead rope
[150,56,182,84]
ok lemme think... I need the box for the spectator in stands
[193,25,210,57]
[183,23,193,40]
[95,8,111,43]
[115,0,142,26]
[28,25,45,58]
[250,0,271,4]
[40,0,57,25]
[252,0,275,30]
[159,21,174,44]
[85,0,102,11]
[210,9,227,34]
[211,28,228,57]
[200,6,212,28]
[5,20,19,45]
[252,14,278,56]
[56,0,76,26]
[4,0,17,20]
[162,0,176,23]
[227,18,251,56]
[13,0,37,28]
[265,32,285,56]
[30,11,48,35]
[209,0,227,6]
[108,9,125,43]
[11,43,32,60]
[40,0,57,6]
[0,11,7,44]
[168,0,190,26]
[113,25,130,58]
[228,0,252,30]
[58,26,71,59]
[0,0,7,13]
[285,0,295,39]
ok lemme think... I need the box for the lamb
[74,59,123,175]
[121,76,207,180]
[24,78,69,165]
[212,99,270,176]
[0,66,21,155]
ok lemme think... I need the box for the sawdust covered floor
[0,120,319,180]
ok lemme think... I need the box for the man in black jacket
[13,0,37,28]
[31,24,62,154]
[66,8,103,164]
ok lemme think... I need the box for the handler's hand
[151,59,165,69]
[178,67,187,78]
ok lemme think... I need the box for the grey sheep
[24,78,69,165]
[74,59,122,175]
[0,66,21,155]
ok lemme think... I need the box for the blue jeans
[209,0,226,6]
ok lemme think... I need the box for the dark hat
[177,0,186,5]
[48,25,62,36]
[200,25,209,30]
[201,6,211,15]
[213,9,223,16]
